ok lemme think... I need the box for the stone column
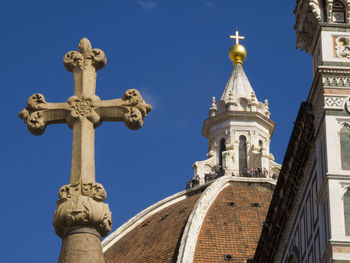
[53,183,112,263]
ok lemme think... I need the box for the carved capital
[63,38,106,72]
[53,182,112,238]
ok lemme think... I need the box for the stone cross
[19,38,151,187]
[230,30,245,45]
[19,38,151,263]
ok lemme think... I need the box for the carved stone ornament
[19,38,151,136]
[63,38,107,72]
[294,0,321,53]
[53,183,112,238]
[322,74,350,87]
[18,88,151,135]
[335,36,350,59]
[325,96,345,108]
[18,38,152,247]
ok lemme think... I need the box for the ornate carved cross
[19,38,151,187]
[18,38,152,255]
[230,30,245,45]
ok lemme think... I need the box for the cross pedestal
[19,38,152,263]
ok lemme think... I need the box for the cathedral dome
[102,31,280,263]
[102,176,275,263]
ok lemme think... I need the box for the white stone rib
[176,176,276,263]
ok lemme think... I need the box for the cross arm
[19,93,71,135]
[95,89,152,130]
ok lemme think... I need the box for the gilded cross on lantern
[230,30,245,45]
[18,38,152,263]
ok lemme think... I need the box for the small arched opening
[219,138,226,166]
[239,135,247,174]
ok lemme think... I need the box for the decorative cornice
[202,110,275,138]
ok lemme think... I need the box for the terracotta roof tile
[104,180,273,263]
[193,181,273,263]
[104,190,202,263]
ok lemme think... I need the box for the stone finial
[210,97,217,109]
[251,91,257,103]
[228,90,234,103]
[264,99,271,117]
[63,38,107,72]
[227,90,235,111]
[209,97,217,117]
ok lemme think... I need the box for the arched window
[333,1,346,23]
[344,189,350,235]
[259,139,263,152]
[219,138,226,166]
[239,135,247,173]
[340,124,350,170]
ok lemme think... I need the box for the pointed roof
[220,63,255,103]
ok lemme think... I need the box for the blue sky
[1,1,311,262]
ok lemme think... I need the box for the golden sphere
[229,44,247,64]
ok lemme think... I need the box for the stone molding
[176,176,276,263]
[324,96,346,108]
[322,75,350,87]
[317,173,350,204]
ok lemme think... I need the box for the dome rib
[103,177,276,263]
[177,176,275,263]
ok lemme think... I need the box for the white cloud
[205,1,216,8]
[175,118,188,127]
[138,87,160,111]
[137,1,158,11]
